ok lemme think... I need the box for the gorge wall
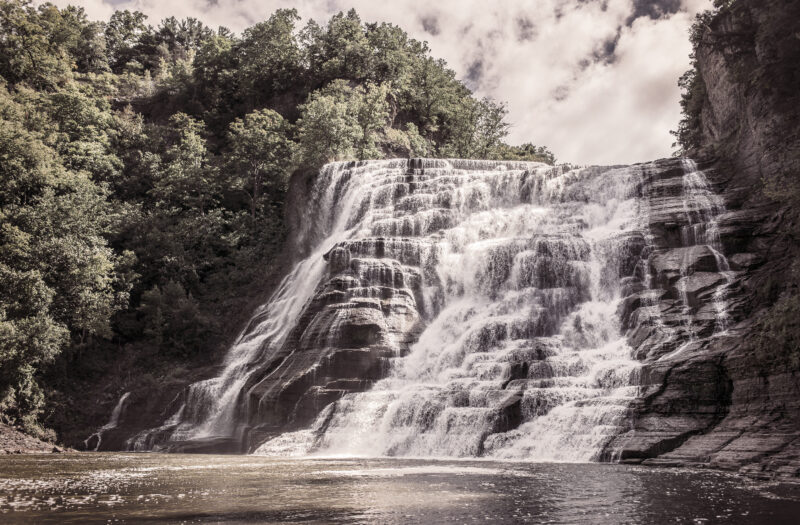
[604,0,800,477]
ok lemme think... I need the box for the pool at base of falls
[2,454,799,524]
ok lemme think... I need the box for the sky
[41,0,712,165]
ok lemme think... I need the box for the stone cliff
[605,0,800,477]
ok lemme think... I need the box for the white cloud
[39,0,712,164]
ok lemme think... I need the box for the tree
[318,9,371,82]
[104,10,150,72]
[73,19,109,74]
[227,109,297,219]
[0,86,127,432]
[0,264,68,437]
[46,82,121,182]
[402,56,462,137]
[295,81,363,165]
[236,9,302,107]
[155,16,212,60]
[356,83,390,159]
[441,97,510,158]
[192,31,237,125]
[151,113,218,213]
[138,281,208,358]
[0,0,72,87]
[365,22,417,89]
[494,143,556,164]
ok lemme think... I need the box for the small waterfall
[85,392,130,451]
[653,160,734,364]
[679,159,733,335]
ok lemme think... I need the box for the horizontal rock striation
[93,149,798,477]
[605,166,800,476]
[603,0,800,478]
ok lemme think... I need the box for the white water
[253,160,649,461]
[130,161,424,448]
[656,160,734,363]
[679,159,734,335]
[130,158,734,460]
[86,392,130,451]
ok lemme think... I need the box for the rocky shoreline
[0,423,69,455]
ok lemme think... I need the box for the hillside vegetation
[0,0,554,443]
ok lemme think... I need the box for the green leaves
[296,80,390,164]
[237,9,302,106]
[105,9,149,72]
[138,281,208,358]
[228,108,297,217]
[0,63,125,429]
[0,0,72,87]
[441,97,510,159]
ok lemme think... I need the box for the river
[1,454,799,523]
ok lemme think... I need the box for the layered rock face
[605,0,800,477]
[604,158,800,473]
[94,151,798,476]
[692,0,800,192]
[119,159,658,455]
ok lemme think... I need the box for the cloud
[40,0,712,165]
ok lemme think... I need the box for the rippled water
[1,454,799,524]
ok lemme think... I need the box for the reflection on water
[0,454,798,524]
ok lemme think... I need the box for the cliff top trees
[105,9,149,72]
[0,0,72,87]
[237,9,302,108]
[296,80,389,164]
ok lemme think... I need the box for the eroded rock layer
[96,154,798,477]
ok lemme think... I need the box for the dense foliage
[0,1,554,441]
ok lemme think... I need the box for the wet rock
[493,392,524,434]
[670,272,726,308]
[651,246,721,286]
[728,252,763,270]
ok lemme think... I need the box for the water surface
[1,454,798,524]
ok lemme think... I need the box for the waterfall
[251,159,650,460]
[651,160,734,365]
[129,160,418,449]
[85,392,130,451]
[680,159,733,334]
[129,157,733,460]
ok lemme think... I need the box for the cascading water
[644,159,736,368]
[129,157,734,461]
[249,159,651,461]
[128,161,411,449]
[86,392,130,451]
[679,159,733,334]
